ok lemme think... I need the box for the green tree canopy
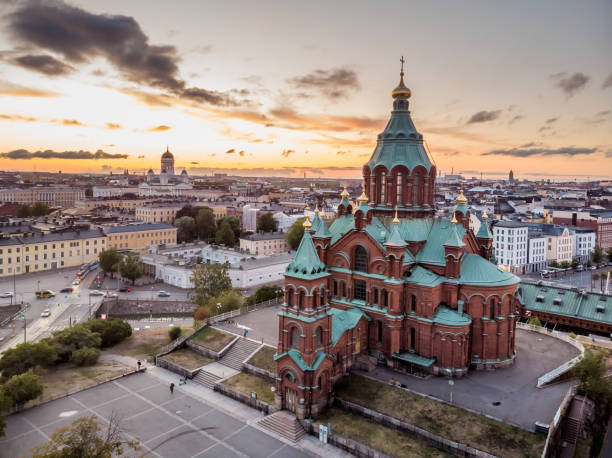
[190,262,232,306]
[592,244,603,264]
[196,207,216,241]
[606,247,612,263]
[257,212,278,232]
[119,254,143,285]
[168,326,182,340]
[98,249,123,279]
[215,220,235,247]
[0,388,12,437]
[71,347,101,366]
[51,326,102,362]
[4,372,43,408]
[217,216,241,239]
[247,285,283,306]
[285,217,305,250]
[17,204,32,218]
[206,289,244,314]
[175,204,199,219]
[0,341,58,378]
[31,202,50,216]
[83,318,132,347]
[174,216,197,243]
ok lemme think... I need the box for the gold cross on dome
[400,56,405,73]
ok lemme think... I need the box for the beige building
[239,232,289,256]
[135,203,185,224]
[75,198,144,212]
[0,228,106,277]
[106,223,177,253]
[546,227,574,263]
[0,187,85,208]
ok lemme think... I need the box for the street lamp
[216,302,222,316]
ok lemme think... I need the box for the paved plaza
[214,304,281,346]
[1,372,312,458]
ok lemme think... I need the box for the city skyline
[0,0,611,179]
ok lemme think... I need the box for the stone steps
[218,338,261,371]
[192,369,221,389]
[258,411,306,442]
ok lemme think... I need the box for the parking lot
[1,372,311,458]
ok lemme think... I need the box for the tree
[193,306,210,321]
[190,262,232,306]
[31,202,50,217]
[17,204,32,218]
[0,388,12,437]
[174,216,197,243]
[247,285,283,306]
[84,187,93,197]
[196,207,216,241]
[217,216,241,240]
[71,347,101,366]
[175,204,199,219]
[168,326,182,340]
[4,372,43,408]
[257,212,277,232]
[285,217,305,250]
[215,220,235,247]
[592,244,603,264]
[528,316,542,327]
[571,258,580,269]
[51,326,102,362]
[98,249,123,279]
[32,414,139,458]
[119,254,143,285]
[206,289,244,314]
[83,318,131,347]
[0,341,58,378]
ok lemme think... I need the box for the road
[520,264,612,293]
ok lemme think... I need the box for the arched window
[313,293,317,307]
[314,326,323,347]
[411,294,417,313]
[320,289,326,305]
[318,376,322,391]
[370,176,376,202]
[290,327,300,348]
[396,174,402,205]
[333,280,338,297]
[383,290,388,308]
[413,175,420,206]
[489,298,496,320]
[342,282,346,298]
[287,288,294,307]
[298,291,305,308]
[373,288,379,305]
[377,321,383,344]
[354,246,368,272]
[380,172,386,202]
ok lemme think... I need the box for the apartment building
[239,232,290,255]
[242,205,259,232]
[571,227,597,263]
[0,187,85,208]
[92,186,140,198]
[134,203,185,224]
[553,210,612,250]
[492,221,529,274]
[0,228,106,277]
[526,233,547,273]
[545,226,574,263]
[105,223,177,253]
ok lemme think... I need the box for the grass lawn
[247,345,276,373]
[221,372,275,404]
[162,348,213,370]
[106,326,191,362]
[335,375,545,458]
[318,407,452,458]
[189,326,235,352]
[27,359,132,408]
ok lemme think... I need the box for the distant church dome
[181,169,188,175]
[161,145,174,159]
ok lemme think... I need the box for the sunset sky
[0,0,611,179]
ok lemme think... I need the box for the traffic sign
[19,315,24,320]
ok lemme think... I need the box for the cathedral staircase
[192,369,221,389]
[258,411,306,442]
[218,338,262,371]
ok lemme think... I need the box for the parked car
[590,266,597,270]
[119,286,131,292]
[107,292,118,298]
[36,290,55,298]
[0,292,13,298]
[72,279,80,285]
[40,309,51,317]
[158,291,171,297]
[60,287,74,293]
[89,290,105,296]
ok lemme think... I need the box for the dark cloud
[281,149,295,157]
[508,115,525,124]
[551,72,590,97]
[602,73,612,90]
[190,161,199,164]
[466,110,502,124]
[137,155,145,158]
[225,149,236,154]
[13,54,74,76]
[239,150,245,157]
[0,114,38,122]
[7,1,242,106]
[287,68,359,99]
[63,119,84,126]
[148,125,171,132]
[106,122,121,130]
[538,126,553,133]
[336,150,350,155]
[481,146,598,158]
[545,117,558,124]
[0,149,128,160]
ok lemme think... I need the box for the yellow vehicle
[35,290,55,298]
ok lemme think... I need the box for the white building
[242,205,259,232]
[273,212,302,232]
[138,147,193,197]
[571,228,596,263]
[527,233,547,273]
[92,186,139,198]
[492,221,529,274]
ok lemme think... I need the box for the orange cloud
[148,125,172,132]
[0,80,60,98]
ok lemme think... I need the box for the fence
[207,297,282,325]
[303,422,393,458]
[156,356,200,379]
[213,382,271,414]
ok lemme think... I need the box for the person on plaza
[243,328,248,338]
[137,360,141,372]
[170,382,175,394]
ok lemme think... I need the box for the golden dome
[303,215,312,229]
[357,190,368,204]
[320,208,326,218]
[456,187,467,204]
[451,213,458,225]
[314,203,319,214]
[392,74,411,99]
[340,187,349,198]
[392,206,400,225]
[482,210,488,220]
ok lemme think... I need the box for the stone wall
[304,421,392,458]
[242,362,276,383]
[213,382,271,414]
[155,356,199,379]
[99,298,197,319]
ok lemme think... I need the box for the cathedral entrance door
[285,387,298,413]
[355,335,361,354]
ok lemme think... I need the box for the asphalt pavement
[520,264,612,293]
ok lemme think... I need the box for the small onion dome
[303,215,312,229]
[147,169,154,174]
[357,190,368,204]
[456,188,467,204]
[482,210,488,220]
[392,206,400,225]
[392,72,411,99]
[340,187,349,198]
[181,169,188,175]
[451,213,458,225]
[314,203,319,214]
[320,208,326,218]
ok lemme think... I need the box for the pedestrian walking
[243,328,248,338]
[170,382,175,394]
[137,360,141,372]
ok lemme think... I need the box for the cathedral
[274,67,521,419]
[138,147,192,196]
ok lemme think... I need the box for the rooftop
[106,223,176,234]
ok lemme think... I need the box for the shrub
[168,326,182,340]
[84,318,132,347]
[51,326,102,362]
[194,306,210,321]
[71,347,101,366]
[0,341,58,378]
[569,332,576,339]
[3,372,43,408]
[206,289,244,314]
[528,316,542,327]
[247,285,283,306]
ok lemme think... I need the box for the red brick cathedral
[274,68,521,419]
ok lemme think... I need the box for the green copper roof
[364,217,389,247]
[313,217,331,238]
[285,229,328,279]
[519,283,612,326]
[398,218,433,242]
[405,265,445,286]
[330,307,371,346]
[416,219,467,266]
[311,213,322,233]
[455,203,468,215]
[476,218,493,239]
[392,351,435,367]
[385,223,406,247]
[444,223,466,248]
[275,349,328,371]
[366,92,433,173]
[329,214,355,244]
[458,253,519,286]
[433,305,472,326]
[357,202,371,215]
